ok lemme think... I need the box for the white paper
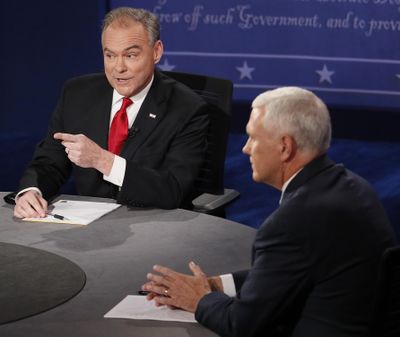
[104,295,197,323]
[23,199,121,226]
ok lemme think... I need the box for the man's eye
[127,54,137,59]
[105,53,114,59]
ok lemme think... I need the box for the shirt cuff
[16,187,42,199]
[220,273,236,297]
[103,155,126,187]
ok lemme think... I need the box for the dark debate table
[0,192,256,337]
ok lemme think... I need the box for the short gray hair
[252,87,331,154]
[102,7,160,45]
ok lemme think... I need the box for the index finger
[28,193,48,215]
[153,265,177,278]
[54,132,77,142]
[188,261,207,278]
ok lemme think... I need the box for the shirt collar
[112,75,154,106]
[279,168,302,205]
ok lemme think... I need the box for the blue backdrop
[0,0,105,135]
[112,0,400,110]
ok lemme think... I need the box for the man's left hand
[142,261,211,313]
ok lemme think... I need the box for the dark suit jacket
[18,71,209,209]
[196,155,396,337]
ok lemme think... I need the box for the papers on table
[104,295,197,323]
[23,199,121,226]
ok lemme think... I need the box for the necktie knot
[108,97,134,155]
[121,97,133,110]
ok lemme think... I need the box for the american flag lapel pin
[149,113,157,119]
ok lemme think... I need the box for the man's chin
[114,85,135,97]
[252,173,261,183]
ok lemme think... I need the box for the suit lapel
[85,80,113,149]
[94,92,113,149]
[120,72,173,158]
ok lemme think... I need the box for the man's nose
[115,57,127,72]
[242,139,250,154]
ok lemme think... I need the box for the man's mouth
[116,77,131,83]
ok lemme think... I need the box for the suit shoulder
[157,72,207,107]
[274,164,390,236]
[63,73,109,90]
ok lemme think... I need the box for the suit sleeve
[195,213,313,337]
[117,103,209,209]
[18,86,72,200]
[232,270,249,291]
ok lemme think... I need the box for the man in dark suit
[142,87,397,336]
[14,7,208,218]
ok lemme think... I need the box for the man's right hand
[14,190,48,219]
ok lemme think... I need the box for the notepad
[23,199,121,226]
[104,295,197,323]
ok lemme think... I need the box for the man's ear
[280,135,296,161]
[153,40,163,64]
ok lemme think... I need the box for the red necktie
[108,97,133,155]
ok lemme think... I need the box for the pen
[48,213,68,221]
[137,290,169,297]
[137,290,149,296]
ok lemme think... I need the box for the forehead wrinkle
[102,24,149,51]
[103,42,144,58]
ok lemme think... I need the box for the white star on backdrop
[316,64,335,84]
[396,74,400,80]
[158,59,176,71]
[236,61,255,80]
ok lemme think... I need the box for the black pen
[137,290,149,296]
[48,212,68,221]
